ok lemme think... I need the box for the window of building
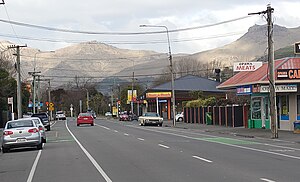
[280,95,289,120]
[251,97,261,120]
[297,95,300,120]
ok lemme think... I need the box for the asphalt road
[1,118,300,182]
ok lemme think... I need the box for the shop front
[218,57,300,131]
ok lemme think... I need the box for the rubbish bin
[206,112,212,125]
[293,121,300,134]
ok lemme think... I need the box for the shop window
[280,95,289,120]
[297,95,300,120]
[251,97,261,120]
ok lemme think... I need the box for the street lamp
[140,24,176,126]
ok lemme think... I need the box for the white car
[105,112,112,117]
[175,112,184,122]
[55,111,66,120]
[139,112,163,126]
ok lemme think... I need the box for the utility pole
[28,71,41,114]
[249,4,278,138]
[36,78,52,119]
[131,71,135,114]
[8,45,27,119]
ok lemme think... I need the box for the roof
[150,75,224,93]
[218,57,300,89]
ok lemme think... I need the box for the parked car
[105,112,112,117]
[175,112,184,122]
[31,117,47,143]
[55,111,66,120]
[32,113,50,131]
[119,112,129,121]
[1,119,43,153]
[77,113,94,126]
[139,112,163,126]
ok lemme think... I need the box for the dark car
[32,113,50,131]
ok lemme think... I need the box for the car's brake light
[38,126,44,131]
[28,128,39,133]
[4,131,13,135]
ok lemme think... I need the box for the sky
[0,0,300,54]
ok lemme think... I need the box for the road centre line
[124,133,129,136]
[128,125,300,160]
[26,146,43,182]
[137,138,145,141]
[66,121,112,182]
[114,130,118,132]
[158,144,170,149]
[192,155,213,163]
[95,124,111,130]
[260,178,276,182]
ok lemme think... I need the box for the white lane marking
[192,155,213,163]
[260,178,276,182]
[158,144,170,149]
[50,120,57,127]
[66,121,112,182]
[128,125,300,160]
[95,124,111,130]
[124,133,129,136]
[137,138,145,141]
[114,130,118,133]
[263,143,300,151]
[26,149,42,182]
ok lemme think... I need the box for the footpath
[163,120,300,144]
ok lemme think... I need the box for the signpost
[8,97,14,120]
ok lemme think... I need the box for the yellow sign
[146,92,172,98]
[49,102,54,107]
[127,90,137,103]
[112,107,118,116]
[49,106,54,111]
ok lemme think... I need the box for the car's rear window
[7,120,34,129]
[32,113,48,118]
[79,113,92,117]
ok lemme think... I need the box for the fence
[184,105,249,128]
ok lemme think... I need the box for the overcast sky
[0,0,300,54]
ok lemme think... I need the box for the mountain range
[1,24,300,94]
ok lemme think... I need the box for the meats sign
[233,62,262,72]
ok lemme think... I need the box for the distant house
[217,57,300,131]
[142,75,226,119]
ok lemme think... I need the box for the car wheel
[37,143,43,150]
[77,124,80,126]
[2,146,9,153]
[47,126,50,131]
[158,123,162,127]
[42,138,47,143]
[178,117,183,122]
[91,123,94,126]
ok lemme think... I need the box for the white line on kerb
[66,121,112,182]
[192,155,212,163]
[260,178,276,182]
[137,138,145,141]
[26,148,42,182]
[158,144,170,149]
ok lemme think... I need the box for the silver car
[1,119,43,153]
[139,112,163,126]
[31,117,47,143]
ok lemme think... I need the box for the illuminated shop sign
[277,69,300,80]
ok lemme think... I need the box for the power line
[0,16,250,35]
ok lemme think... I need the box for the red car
[77,113,94,126]
[119,113,129,121]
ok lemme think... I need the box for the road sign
[49,106,54,111]
[8,97,13,104]
[49,102,54,107]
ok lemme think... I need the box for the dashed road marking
[260,178,276,182]
[158,144,170,149]
[95,124,111,130]
[137,138,145,141]
[124,133,129,136]
[114,130,118,133]
[192,155,212,163]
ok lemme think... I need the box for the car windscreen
[144,113,159,117]
[7,120,34,129]
[79,113,92,117]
